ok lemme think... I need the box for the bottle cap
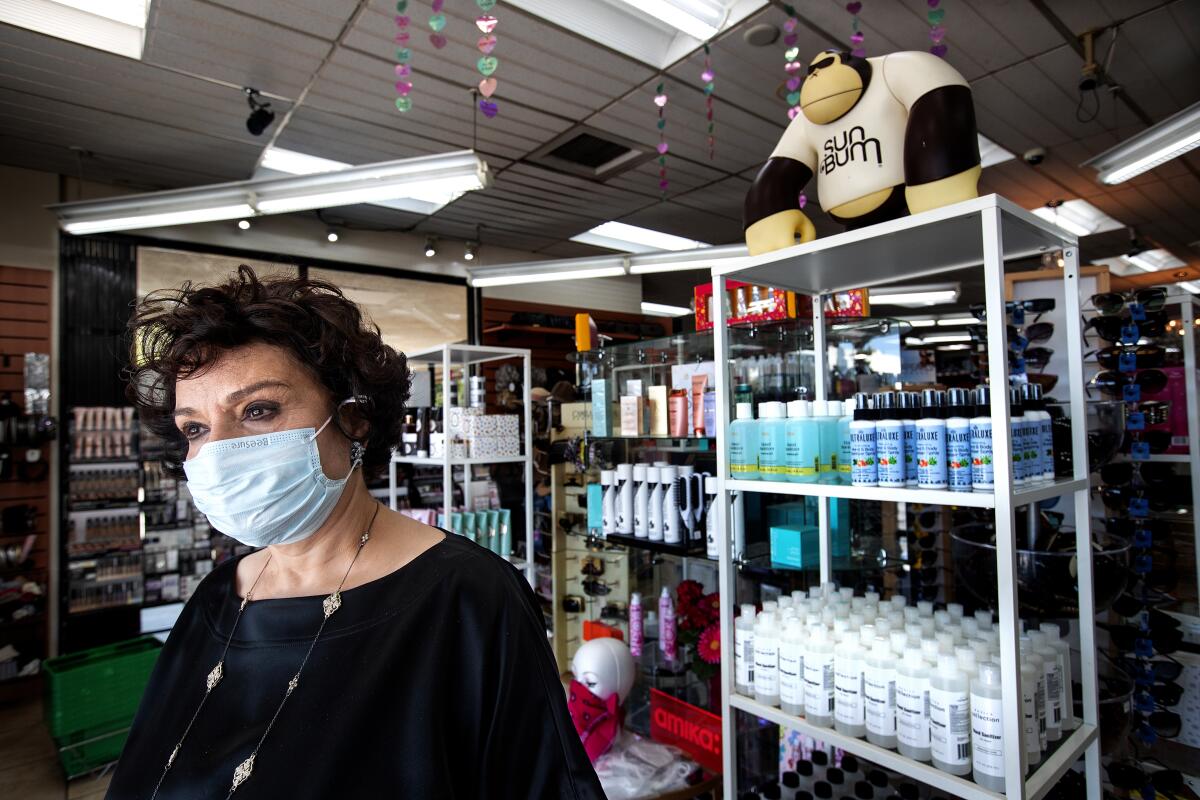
[871,637,892,658]
[921,638,940,662]
[955,646,978,673]
[947,602,964,620]
[740,603,756,620]
[759,401,778,419]
[787,399,811,418]
[1009,386,1025,413]
[660,465,677,481]
[616,463,632,479]
[1039,622,1061,640]
[920,388,940,419]
[903,648,925,668]
[858,623,874,645]
[645,466,660,483]
[946,387,969,411]
[917,600,934,617]
[978,660,1001,686]
[974,609,993,628]
[890,630,908,654]
[936,654,959,678]
[631,591,641,604]
[844,398,857,416]
[600,470,614,485]
[763,600,779,614]
[633,464,647,481]
[705,475,718,494]
[973,385,991,416]
[736,402,754,420]
[853,392,874,421]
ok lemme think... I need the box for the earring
[350,440,365,466]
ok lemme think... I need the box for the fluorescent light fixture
[869,283,960,308]
[628,243,748,274]
[571,221,709,254]
[610,0,726,40]
[922,332,972,344]
[1084,101,1200,184]
[938,344,971,351]
[978,134,1016,168]
[237,219,251,230]
[468,256,628,288]
[1179,281,1200,295]
[936,317,977,326]
[51,151,490,234]
[641,301,692,317]
[1123,248,1186,273]
[905,337,926,346]
[1031,199,1123,238]
[903,319,938,328]
[259,147,348,175]
[0,0,150,59]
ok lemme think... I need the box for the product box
[468,435,521,459]
[462,512,477,543]
[620,396,643,437]
[770,524,819,570]
[670,361,717,435]
[587,483,603,533]
[494,414,520,437]
[450,512,463,536]
[822,289,870,318]
[592,378,612,437]
[487,510,501,554]
[1142,366,1189,454]
[498,509,511,557]
[766,501,810,529]
[647,385,668,436]
[560,402,591,432]
[446,406,484,438]
[693,280,811,331]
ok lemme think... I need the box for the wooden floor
[0,693,111,800]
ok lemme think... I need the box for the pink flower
[697,623,721,664]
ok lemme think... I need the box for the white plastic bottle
[916,389,948,490]
[803,624,835,728]
[600,469,616,536]
[758,401,788,481]
[729,402,760,480]
[929,654,971,776]
[778,617,806,716]
[615,463,634,534]
[1020,655,1043,768]
[704,476,719,559]
[646,466,664,541]
[875,393,905,489]
[1023,383,1055,482]
[1039,623,1076,732]
[849,393,877,487]
[633,464,649,538]
[1010,387,1029,486]
[864,638,898,749]
[970,661,1006,792]
[945,388,973,492]
[735,604,756,696]
[1029,630,1063,742]
[816,401,842,483]
[660,465,681,544]
[754,611,780,707]
[834,630,866,738]
[896,648,932,762]
[1022,644,1048,755]
[970,386,994,491]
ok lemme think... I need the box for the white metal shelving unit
[387,343,534,585]
[712,195,1101,800]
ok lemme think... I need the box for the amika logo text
[649,689,722,773]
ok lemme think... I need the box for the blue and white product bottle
[817,401,842,483]
[1009,388,1028,486]
[786,400,820,483]
[970,386,994,491]
[839,399,855,485]
[916,389,948,490]
[945,389,973,493]
[1023,383,1055,482]
[875,393,906,488]
[729,402,759,480]
[600,469,616,536]
[849,393,878,487]
[758,402,788,481]
[901,392,919,487]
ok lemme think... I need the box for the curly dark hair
[126,265,410,480]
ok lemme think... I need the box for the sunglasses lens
[1150,710,1182,737]
[1027,322,1054,342]
[1137,288,1167,312]
[1153,660,1183,681]
[1100,463,1134,485]
[1137,369,1168,394]
[1092,292,1125,314]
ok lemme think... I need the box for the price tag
[1135,552,1153,574]
[1134,527,1153,548]
[1129,497,1149,517]
[1010,357,1026,374]
[1127,411,1145,431]
[1134,692,1155,713]
[1131,441,1151,460]
[1134,637,1154,659]
[1123,384,1141,403]
[1119,351,1138,373]
[1129,302,1147,322]
[1010,306,1025,326]
[1121,324,1140,345]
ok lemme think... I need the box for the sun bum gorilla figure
[744,49,982,254]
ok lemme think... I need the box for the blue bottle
[916,389,947,490]
[838,398,855,485]
[758,401,788,481]
[816,401,841,484]
[729,402,759,480]
[970,386,995,491]
[786,400,820,483]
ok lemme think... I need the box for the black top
[106,534,604,799]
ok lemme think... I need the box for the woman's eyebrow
[173,380,290,418]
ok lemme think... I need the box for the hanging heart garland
[927,0,948,58]
[394,0,413,112]
[429,0,447,49]
[700,43,715,161]
[654,81,668,196]
[781,5,802,120]
[476,0,500,117]
[846,1,865,58]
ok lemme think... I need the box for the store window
[137,246,298,298]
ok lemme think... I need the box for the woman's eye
[181,423,204,440]
[245,404,275,421]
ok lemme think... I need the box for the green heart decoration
[703,81,714,95]
[928,8,945,23]
[785,47,800,61]
[429,13,446,31]
[657,119,665,129]
[395,97,412,112]
[477,55,498,76]
[396,47,412,62]
[476,0,496,9]
[786,91,801,105]
[396,0,407,10]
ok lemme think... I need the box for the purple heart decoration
[395,80,413,95]
[430,33,447,49]
[798,194,808,209]
[928,0,940,7]
[783,33,797,46]
[852,47,866,57]
[478,99,498,118]
[788,106,802,120]
[701,69,714,83]
[395,14,410,25]
[659,179,669,191]
[930,43,949,57]
[394,63,411,76]
[656,142,669,155]
[431,0,444,10]
[783,17,797,32]
[786,76,801,91]
[846,1,862,14]
[929,24,945,42]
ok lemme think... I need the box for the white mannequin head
[571,638,635,704]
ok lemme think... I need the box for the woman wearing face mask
[106,267,603,800]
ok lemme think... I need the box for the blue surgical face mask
[183,413,362,548]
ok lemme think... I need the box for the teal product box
[592,378,611,436]
[487,510,501,554]
[770,524,820,570]
[587,483,603,533]
[498,509,511,557]
[477,511,492,551]
[767,501,809,529]
[463,512,477,543]
[437,513,447,530]
[450,512,463,536]
[830,499,850,559]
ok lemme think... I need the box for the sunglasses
[1106,761,1183,794]
[580,556,605,576]
[1118,654,1183,683]
[1093,344,1166,370]
[970,322,1055,350]
[582,577,613,596]
[1099,485,1177,512]
[1025,373,1059,393]
[1123,429,1173,455]
[1014,346,1053,370]
[1089,369,1168,398]
[970,298,1055,322]
[563,594,585,613]
[1099,461,1175,486]
[1102,622,1184,654]
[1136,710,1183,742]
[807,55,837,74]
[1084,313,1168,343]
[1137,680,1183,707]
[1090,288,1168,315]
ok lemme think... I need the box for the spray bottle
[849,393,877,487]
[875,393,905,488]
[970,386,995,491]
[615,463,634,534]
[660,465,681,544]
[945,388,972,492]
[659,586,676,662]
[629,592,644,658]
[916,389,948,490]
[646,466,663,542]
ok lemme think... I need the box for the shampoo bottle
[633,464,649,538]
[659,586,677,661]
[647,466,664,542]
[970,662,1006,792]
[735,604,756,695]
[916,389,948,490]
[849,394,877,487]
[615,463,634,534]
[600,470,616,536]
[754,611,781,707]
[970,386,994,491]
[945,388,973,493]
[729,402,760,480]
[786,400,819,484]
[875,393,905,488]
[758,401,788,481]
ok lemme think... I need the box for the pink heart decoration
[431,0,444,10]
[394,63,411,76]
[479,99,498,118]
[786,76,801,91]
[479,76,498,97]
[852,47,866,57]
[476,15,498,33]
[653,93,668,107]
[430,33,447,49]
[846,1,862,14]
[851,31,864,45]
[788,106,802,120]
[783,33,797,46]
[395,81,413,95]
[656,142,669,155]
[478,34,497,53]
[784,61,802,73]
[395,31,410,42]
[659,179,669,190]
[395,14,410,25]
[700,69,714,82]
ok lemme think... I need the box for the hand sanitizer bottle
[874,393,905,488]
[864,637,898,749]
[849,393,877,487]
[896,648,932,762]
[758,401,788,481]
[803,624,835,728]
[778,617,807,716]
[817,401,841,483]
[735,604,756,696]
[754,611,780,707]
[834,631,866,738]
[916,389,948,490]
[970,661,1006,792]
[929,654,971,776]
[1039,622,1075,732]
[839,398,855,485]
[786,400,819,484]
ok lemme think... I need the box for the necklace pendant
[167,743,180,769]
[206,661,224,692]
[231,754,256,791]
[239,596,248,612]
[322,591,341,618]
[360,530,371,546]
[286,674,299,696]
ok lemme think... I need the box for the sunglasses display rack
[709,196,1103,800]
[387,343,535,587]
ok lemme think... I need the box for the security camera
[1023,147,1046,166]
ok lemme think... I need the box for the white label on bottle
[1022,678,1039,757]
[929,686,970,766]
[1040,419,1055,478]
[735,627,753,687]
[896,673,930,749]
[970,420,994,489]
[947,421,972,491]
[804,653,835,717]
[864,664,896,736]
[1035,674,1047,751]
[970,693,1005,778]
[754,635,779,697]
[876,425,905,487]
[834,655,865,725]
[706,508,718,559]
[779,641,804,708]
[1044,662,1063,730]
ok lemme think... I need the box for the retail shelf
[714,195,1072,295]
[391,454,527,466]
[1111,452,1191,463]
[604,532,710,559]
[66,500,139,512]
[724,477,1088,508]
[406,342,529,367]
[482,323,641,341]
[729,694,1096,800]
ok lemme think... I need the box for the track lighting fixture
[237,219,251,230]
[424,236,438,258]
[326,230,339,243]
[464,241,479,261]
[245,88,275,137]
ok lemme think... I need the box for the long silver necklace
[149,503,382,800]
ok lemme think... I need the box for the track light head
[464,240,479,261]
[424,235,438,258]
[244,88,275,136]
[326,230,339,243]
[237,219,251,230]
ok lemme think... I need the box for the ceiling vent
[526,125,653,181]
